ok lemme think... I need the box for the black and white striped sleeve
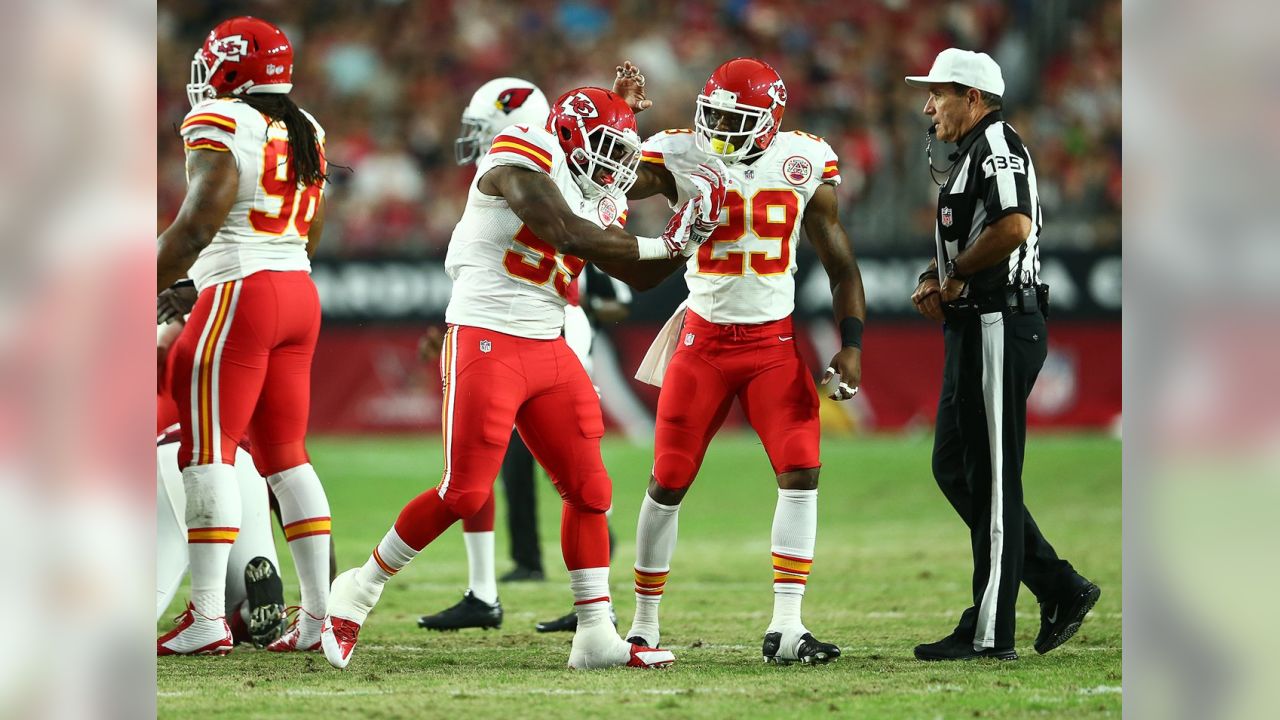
[979,123,1034,225]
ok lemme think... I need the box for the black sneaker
[417,591,503,631]
[1035,580,1101,654]
[243,556,286,648]
[536,606,617,633]
[763,630,842,665]
[914,632,1017,661]
[499,566,545,582]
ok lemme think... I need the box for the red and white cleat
[266,607,322,652]
[627,643,676,668]
[568,622,675,669]
[320,616,362,669]
[157,602,233,657]
[320,569,381,669]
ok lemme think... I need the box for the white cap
[905,48,1005,97]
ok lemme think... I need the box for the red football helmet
[187,16,294,108]
[694,58,787,163]
[546,87,641,198]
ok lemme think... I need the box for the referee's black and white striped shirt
[935,111,1042,297]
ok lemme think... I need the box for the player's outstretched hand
[613,61,652,113]
[157,282,198,325]
[821,347,861,401]
[418,326,445,363]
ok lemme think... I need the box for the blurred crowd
[158,0,1121,256]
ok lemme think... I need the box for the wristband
[839,317,864,350]
[917,269,939,285]
[172,278,195,289]
[636,236,669,260]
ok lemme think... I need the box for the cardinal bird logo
[495,88,535,114]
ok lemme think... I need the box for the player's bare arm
[804,182,866,399]
[305,196,327,258]
[156,148,239,292]
[628,160,679,203]
[482,164,665,263]
[939,212,1032,302]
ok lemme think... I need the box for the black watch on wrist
[944,259,962,280]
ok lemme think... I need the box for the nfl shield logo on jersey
[480,339,492,353]
[684,332,695,346]
[941,207,953,227]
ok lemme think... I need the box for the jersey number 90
[249,138,324,237]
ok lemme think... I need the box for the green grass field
[157,432,1121,718]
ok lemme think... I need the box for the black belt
[945,284,1049,318]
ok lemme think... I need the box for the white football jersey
[179,98,326,291]
[640,129,841,324]
[445,123,630,340]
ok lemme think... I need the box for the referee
[905,49,1100,660]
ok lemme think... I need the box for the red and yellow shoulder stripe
[489,134,552,173]
[184,138,230,152]
[640,150,664,165]
[821,160,839,179]
[181,112,237,134]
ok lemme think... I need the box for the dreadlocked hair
[237,93,327,187]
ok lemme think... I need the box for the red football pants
[653,311,821,490]
[428,325,611,568]
[170,271,319,476]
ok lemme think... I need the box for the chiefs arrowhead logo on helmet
[561,92,600,119]
[767,79,788,107]
[211,35,250,61]
[495,88,536,114]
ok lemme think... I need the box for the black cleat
[417,591,502,631]
[763,630,842,665]
[243,556,286,648]
[1035,581,1101,654]
[499,566,545,583]
[536,607,617,633]
[914,632,1017,661]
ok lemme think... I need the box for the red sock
[461,489,496,533]
[561,505,610,571]
[393,489,462,551]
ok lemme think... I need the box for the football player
[321,86,723,670]
[156,320,286,648]
[419,79,632,635]
[156,17,333,655]
[613,59,867,664]
[417,78,552,632]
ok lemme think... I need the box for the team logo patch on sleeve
[598,196,618,226]
[783,156,812,185]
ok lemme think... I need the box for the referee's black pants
[933,306,1076,649]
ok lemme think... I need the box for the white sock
[267,463,332,619]
[569,567,613,629]
[769,488,817,632]
[464,531,497,604]
[631,493,679,637]
[184,463,241,620]
[358,527,419,588]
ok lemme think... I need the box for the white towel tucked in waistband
[634,300,688,388]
